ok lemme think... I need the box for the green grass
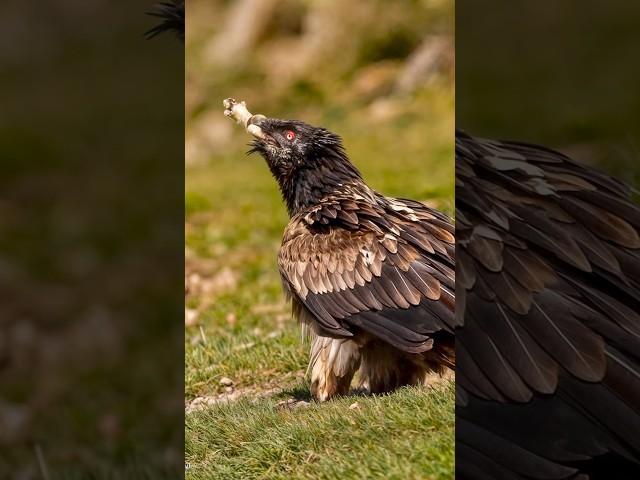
[186,384,454,480]
[185,82,455,478]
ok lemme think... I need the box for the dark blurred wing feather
[456,130,640,476]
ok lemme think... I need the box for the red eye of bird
[285,130,296,141]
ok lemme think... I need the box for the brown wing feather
[279,188,456,353]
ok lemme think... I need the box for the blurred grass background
[0,0,183,477]
[185,0,454,478]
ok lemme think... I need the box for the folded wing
[279,190,456,354]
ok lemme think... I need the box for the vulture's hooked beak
[223,98,267,140]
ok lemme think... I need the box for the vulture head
[244,115,363,215]
[246,117,334,166]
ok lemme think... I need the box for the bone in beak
[223,98,266,139]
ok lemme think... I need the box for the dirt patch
[186,386,283,413]
[185,370,306,413]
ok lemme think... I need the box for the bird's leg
[222,98,266,139]
[308,335,361,401]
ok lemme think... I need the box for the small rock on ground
[275,399,311,411]
[219,377,234,386]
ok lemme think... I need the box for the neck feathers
[275,151,363,216]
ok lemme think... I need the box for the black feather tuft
[145,1,185,40]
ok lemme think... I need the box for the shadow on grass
[276,383,378,404]
[276,384,312,402]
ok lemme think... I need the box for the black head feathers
[247,117,363,216]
